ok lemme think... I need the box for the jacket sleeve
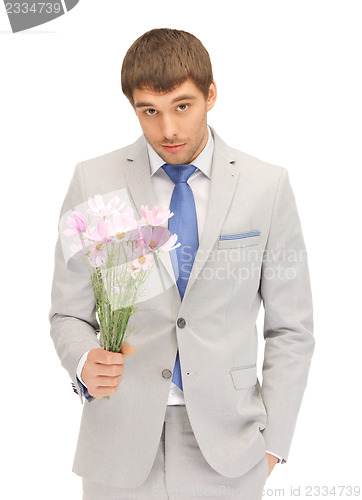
[48,162,101,404]
[260,167,315,462]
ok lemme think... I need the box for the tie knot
[161,163,197,185]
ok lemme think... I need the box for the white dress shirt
[76,125,282,462]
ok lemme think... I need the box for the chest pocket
[218,231,261,249]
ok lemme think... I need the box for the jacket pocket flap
[230,365,257,390]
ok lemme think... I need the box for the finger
[94,348,125,365]
[93,364,125,377]
[93,374,123,387]
[90,386,118,399]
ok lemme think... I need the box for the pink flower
[125,227,143,244]
[63,211,87,237]
[138,226,175,251]
[87,242,108,267]
[130,251,154,271]
[86,194,124,217]
[89,218,114,243]
[82,225,97,243]
[109,208,138,241]
[140,205,173,226]
[159,233,181,252]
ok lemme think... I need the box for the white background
[1,1,361,498]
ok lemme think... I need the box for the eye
[177,104,189,111]
[145,109,158,116]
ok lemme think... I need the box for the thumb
[121,343,136,355]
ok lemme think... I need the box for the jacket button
[177,317,186,328]
[162,369,172,379]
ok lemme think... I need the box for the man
[49,28,315,500]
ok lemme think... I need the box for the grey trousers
[82,405,269,500]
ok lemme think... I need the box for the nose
[160,114,178,141]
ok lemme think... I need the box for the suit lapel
[123,127,240,302]
[124,135,180,302]
[184,127,239,298]
[124,134,158,219]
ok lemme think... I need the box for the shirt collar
[146,125,214,179]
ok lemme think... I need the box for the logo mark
[4,1,79,33]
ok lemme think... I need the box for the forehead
[133,79,203,108]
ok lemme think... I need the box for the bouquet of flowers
[63,193,179,359]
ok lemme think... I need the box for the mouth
[162,143,186,153]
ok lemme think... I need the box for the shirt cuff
[76,350,90,387]
[76,376,95,402]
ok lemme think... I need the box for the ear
[206,80,217,112]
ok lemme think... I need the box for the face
[132,78,217,165]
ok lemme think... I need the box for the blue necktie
[161,163,199,391]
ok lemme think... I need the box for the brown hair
[121,28,213,107]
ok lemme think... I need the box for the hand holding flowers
[62,194,179,398]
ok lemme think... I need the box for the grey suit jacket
[49,126,315,489]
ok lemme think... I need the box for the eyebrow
[134,95,197,109]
